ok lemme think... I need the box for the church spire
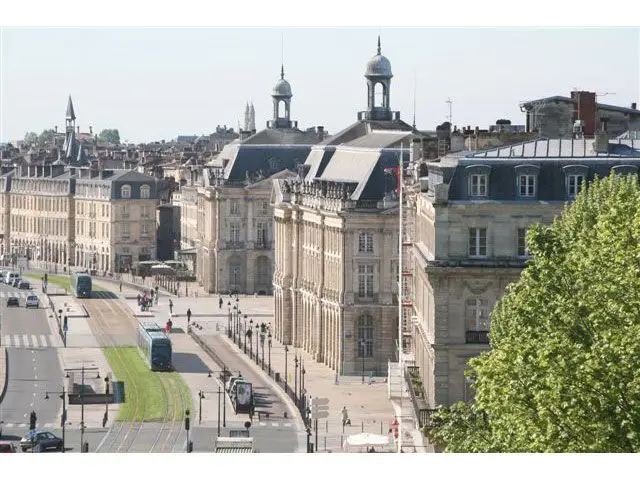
[377,35,381,55]
[281,64,284,79]
[66,95,76,120]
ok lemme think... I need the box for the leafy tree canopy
[38,129,56,146]
[23,131,38,146]
[428,173,640,452]
[98,128,120,145]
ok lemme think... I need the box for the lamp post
[301,361,306,410]
[260,327,265,370]
[241,314,247,348]
[360,339,366,384]
[185,409,191,453]
[267,331,272,376]
[227,302,232,339]
[44,387,66,453]
[284,345,289,395]
[294,355,299,404]
[249,319,254,358]
[254,324,259,366]
[103,375,110,428]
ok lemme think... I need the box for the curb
[0,348,8,405]
[218,334,307,433]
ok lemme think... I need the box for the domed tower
[365,36,393,121]
[271,65,293,129]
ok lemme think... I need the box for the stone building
[0,165,160,273]
[411,133,640,407]
[520,90,640,138]
[272,38,423,375]
[190,64,325,294]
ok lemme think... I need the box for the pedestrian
[166,318,173,334]
[186,307,192,325]
[137,293,141,305]
[219,297,223,309]
[342,406,350,427]
[119,280,122,292]
[169,299,173,314]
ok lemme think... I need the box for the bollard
[361,420,364,432]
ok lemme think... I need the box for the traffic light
[29,411,37,431]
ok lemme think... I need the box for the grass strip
[23,273,71,291]
[102,346,192,422]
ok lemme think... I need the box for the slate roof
[222,144,311,182]
[433,137,640,203]
[521,95,640,116]
[241,127,320,145]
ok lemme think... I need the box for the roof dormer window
[563,165,589,199]
[470,174,488,196]
[518,174,536,197]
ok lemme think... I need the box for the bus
[137,323,172,371]
[73,273,92,298]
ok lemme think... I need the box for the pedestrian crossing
[258,422,292,428]
[1,422,80,430]
[2,333,61,348]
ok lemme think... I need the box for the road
[0,283,63,438]
[197,333,300,453]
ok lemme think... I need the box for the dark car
[18,281,31,290]
[20,431,63,452]
[0,441,17,453]
[6,296,19,307]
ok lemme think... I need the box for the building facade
[411,134,640,407]
[272,38,422,375]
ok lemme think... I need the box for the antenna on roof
[446,98,453,125]
[281,31,284,69]
[412,69,417,129]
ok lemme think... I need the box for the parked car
[4,272,18,285]
[6,296,19,307]
[11,277,22,288]
[0,270,7,283]
[20,431,63,452]
[25,295,39,308]
[0,441,17,453]
[18,281,31,290]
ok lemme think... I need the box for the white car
[25,295,39,309]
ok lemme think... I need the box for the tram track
[80,289,190,453]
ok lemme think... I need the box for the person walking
[119,280,122,292]
[219,297,223,309]
[342,406,350,428]
[165,318,173,334]
[186,307,192,325]
[169,299,173,315]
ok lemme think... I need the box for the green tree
[37,129,56,147]
[427,173,640,453]
[23,131,38,146]
[98,128,120,144]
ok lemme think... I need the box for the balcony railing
[465,330,490,344]
[225,241,245,249]
[254,241,270,250]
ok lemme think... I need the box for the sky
[0,24,639,144]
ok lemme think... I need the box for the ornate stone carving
[462,280,493,295]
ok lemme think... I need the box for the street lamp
[284,345,289,395]
[360,339,366,384]
[301,361,306,411]
[241,314,247,348]
[249,319,254,358]
[227,302,232,339]
[260,325,266,370]
[294,355,299,404]
[45,387,66,453]
[254,324,259,366]
[103,375,110,428]
[267,330,272,376]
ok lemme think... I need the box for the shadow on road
[172,352,211,374]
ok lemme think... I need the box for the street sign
[310,397,329,420]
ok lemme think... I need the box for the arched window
[121,184,131,199]
[140,184,151,199]
[357,314,374,358]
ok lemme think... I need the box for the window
[468,228,487,258]
[466,298,490,331]
[121,223,130,239]
[141,205,150,218]
[358,264,374,298]
[256,222,267,245]
[230,223,240,243]
[141,223,149,238]
[230,200,240,215]
[357,314,374,358]
[259,201,269,216]
[121,205,129,218]
[140,185,151,199]
[470,174,488,196]
[121,185,131,199]
[567,174,584,198]
[358,232,374,253]
[518,175,536,197]
[517,228,529,257]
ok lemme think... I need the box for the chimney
[575,91,597,136]
[54,126,58,133]
[594,117,610,154]
[474,126,480,135]
[317,126,325,140]
[89,126,93,134]
[632,102,637,110]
